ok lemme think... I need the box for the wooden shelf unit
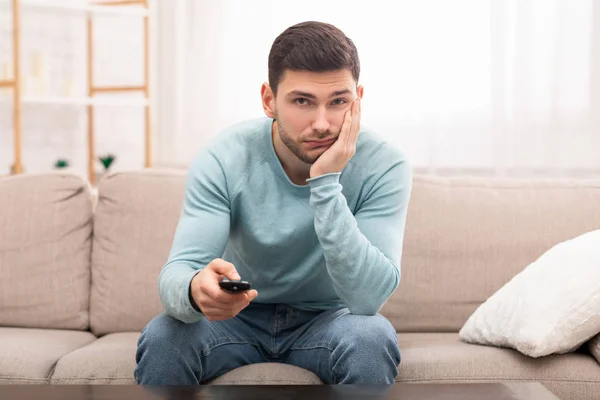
[2,0,152,184]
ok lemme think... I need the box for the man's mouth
[304,138,336,147]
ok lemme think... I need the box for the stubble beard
[275,113,331,165]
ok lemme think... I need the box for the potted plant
[96,153,116,182]
[99,154,115,171]
[54,159,69,169]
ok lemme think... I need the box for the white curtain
[155,0,600,178]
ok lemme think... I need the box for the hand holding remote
[189,258,258,321]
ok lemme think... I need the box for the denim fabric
[135,303,401,385]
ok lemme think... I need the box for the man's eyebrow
[330,89,352,97]
[287,90,317,99]
[286,89,353,98]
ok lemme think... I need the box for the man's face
[268,69,362,164]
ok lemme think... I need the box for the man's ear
[261,83,276,118]
[357,84,364,100]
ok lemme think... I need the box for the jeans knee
[135,313,202,385]
[342,314,400,361]
[329,313,400,383]
[136,313,192,361]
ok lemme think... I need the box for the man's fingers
[202,280,247,304]
[202,301,252,321]
[208,258,241,281]
[204,294,247,309]
[350,99,360,142]
[341,99,359,155]
[198,297,233,312]
[215,289,257,305]
[201,293,256,321]
[244,289,259,302]
[339,108,352,142]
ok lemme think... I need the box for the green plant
[54,159,69,169]
[98,154,116,170]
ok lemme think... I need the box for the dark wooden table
[0,383,560,400]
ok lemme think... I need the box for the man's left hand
[309,98,361,179]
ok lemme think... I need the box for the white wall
[158,0,600,178]
[0,0,152,177]
[2,1,599,179]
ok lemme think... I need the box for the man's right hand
[190,258,258,321]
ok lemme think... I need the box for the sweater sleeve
[307,159,412,315]
[158,149,231,323]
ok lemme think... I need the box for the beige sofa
[1,169,600,400]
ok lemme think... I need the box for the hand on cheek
[309,98,361,179]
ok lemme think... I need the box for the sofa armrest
[589,333,600,365]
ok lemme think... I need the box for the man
[135,20,412,385]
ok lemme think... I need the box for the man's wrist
[188,273,202,313]
[306,172,341,187]
[188,288,201,312]
[309,167,322,179]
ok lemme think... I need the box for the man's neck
[272,121,311,185]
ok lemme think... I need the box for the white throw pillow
[459,229,600,358]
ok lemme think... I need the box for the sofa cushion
[210,363,322,385]
[590,334,600,365]
[397,332,600,400]
[382,175,600,332]
[90,170,186,336]
[43,329,600,395]
[51,332,138,384]
[0,327,96,384]
[50,331,322,385]
[0,172,93,330]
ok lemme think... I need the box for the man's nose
[312,107,330,133]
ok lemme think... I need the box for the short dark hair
[268,21,360,96]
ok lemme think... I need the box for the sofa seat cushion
[210,363,322,385]
[0,327,96,384]
[51,333,139,384]
[50,331,322,385]
[398,333,600,400]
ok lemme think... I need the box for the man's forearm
[157,147,232,324]
[307,173,401,315]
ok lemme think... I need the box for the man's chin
[296,149,327,165]
[292,152,319,165]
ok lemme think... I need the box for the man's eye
[332,98,347,106]
[294,98,309,106]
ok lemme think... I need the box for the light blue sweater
[158,117,412,323]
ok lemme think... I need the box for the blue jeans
[134,303,401,385]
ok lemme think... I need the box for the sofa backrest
[89,170,186,336]
[88,170,600,335]
[0,172,93,330]
[381,174,600,332]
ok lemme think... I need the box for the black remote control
[219,278,252,293]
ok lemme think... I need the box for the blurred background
[1,0,599,182]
